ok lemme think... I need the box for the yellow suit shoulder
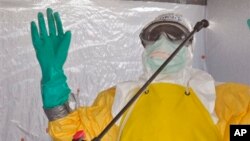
[215,82,250,141]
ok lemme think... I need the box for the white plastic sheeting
[206,0,250,85]
[0,0,206,140]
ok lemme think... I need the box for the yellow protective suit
[215,82,250,141]
[48,82,250,141]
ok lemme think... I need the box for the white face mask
[142,33,187,74]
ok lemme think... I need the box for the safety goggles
[140,21,193,47]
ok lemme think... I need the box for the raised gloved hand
[31,8,71,109]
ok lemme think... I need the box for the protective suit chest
[119,83,221,141]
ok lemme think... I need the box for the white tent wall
[127,0,207,5]
[0,0,206,140]
[206,0,250,85]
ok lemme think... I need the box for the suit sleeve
[48,87,119,141]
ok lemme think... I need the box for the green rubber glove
[31,8,71,109]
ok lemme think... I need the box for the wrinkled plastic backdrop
[206,0,250,85]
[0,0,206,140]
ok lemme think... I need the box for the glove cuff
[41,71,71,109]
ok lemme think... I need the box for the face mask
[142,33,187,74]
